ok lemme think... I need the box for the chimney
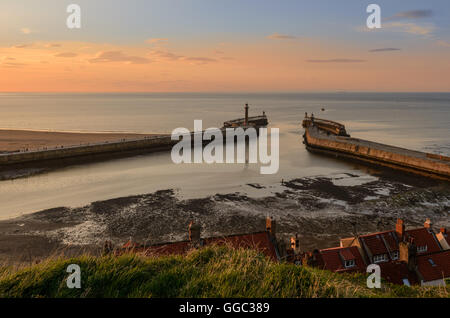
[303,249,321,267]
[266,216,276,237]
[189,221,202,247]
[440,228,447,234]
[399,238,417,271]
[424,219,432,229]
[290,235,300,254]
[244,103,249,126]
[396,219,405,240]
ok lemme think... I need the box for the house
[117,217,281,262]
[311,246,366,273]
[416,250,450,286]
[296,219,450,286]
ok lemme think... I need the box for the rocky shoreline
[0,172,449,265]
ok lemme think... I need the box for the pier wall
[0,136,175,166]
[305,128,450,179]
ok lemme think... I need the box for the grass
[0,245,448,298]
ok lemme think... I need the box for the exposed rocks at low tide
[0,173,448,265]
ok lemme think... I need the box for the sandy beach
[0,130,158,153]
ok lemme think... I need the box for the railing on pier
[223,115,268,128]
[302,116,349,137]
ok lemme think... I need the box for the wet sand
[0,172,448,266]
[0,130,157,153]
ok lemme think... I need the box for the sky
[1,0,449,92]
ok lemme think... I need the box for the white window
[344,259,355,268]
[373,254,388,263]
[391,251,399,260]
[417,245,427,253]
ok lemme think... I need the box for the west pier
[0,105,268,167]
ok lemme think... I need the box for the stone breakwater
[0,135,175,166]
[303,119,450,180]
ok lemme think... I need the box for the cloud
[181,57,217,65]
[89,51,151,64]
[149,50,217,64]
[1,62,27,68]
[267,32,297,40]
[306,59,366,63]
[383,22,435,35]
[13,43,33,49]
[436,40,450,48]
[21,28,32,34]
[55,52,78,58]
[385,10,433,21]
[45,43,62,48]
[149,50,183,61]
[369,48,401,53]
[146,38,169,45]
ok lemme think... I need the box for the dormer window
[391,251,399,260]
[344,259,355,268]
[417,245,427,253]
[373,254,388,263]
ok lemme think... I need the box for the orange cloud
[267,32,297,40]
[89,51,151,64]
[55,52,78,58]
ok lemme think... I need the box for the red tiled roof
[339,248,355,261]
[359,230,398,257]
[319,246,366,273]
[405,228,442,254]
[378,262,418,285]
[203,231,279,261]
[382,231,399,252]
[143,241,192,256]
[417,250,450,282]
[120,231,279,262]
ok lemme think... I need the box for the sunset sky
[1,0,450,92]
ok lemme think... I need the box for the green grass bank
[0,246,448,298]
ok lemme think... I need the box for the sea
[0,92,449,219]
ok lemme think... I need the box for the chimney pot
[424,219,432,229]
[440,228,447,234]
[266,216,276,237]
[290,234,300,253]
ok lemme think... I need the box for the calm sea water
[0,92,449,218]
